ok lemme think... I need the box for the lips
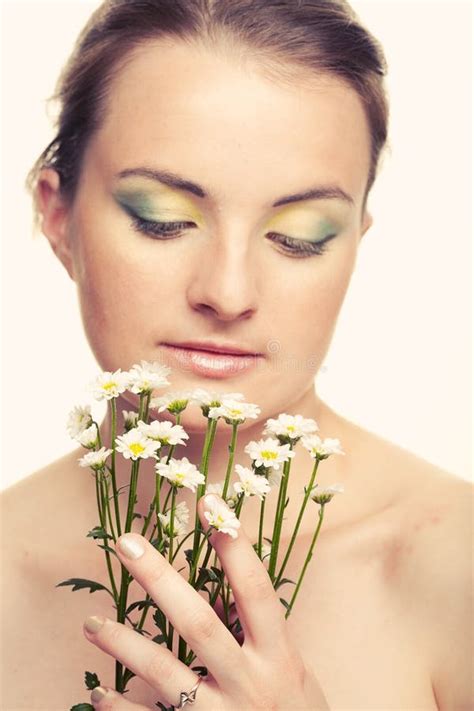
[165,340,262,357]
[161,343,263,380]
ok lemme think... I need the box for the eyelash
[130,215,335,258]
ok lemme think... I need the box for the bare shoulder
[1,447,91,532]
[1,447,94,594]
[394,460,473,711]
[345,420,473,710]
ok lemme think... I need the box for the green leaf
[149,537,167,554]
[126,599,157,615]
[153,607,168,635]
[70,704,94,711]
[194,566,221,591]
[151,633,168,645]
[97,544,118,558]
[56,578,113,598]
[274,577,296,591]
[279,597,291,612]
[84,671,100,690]
[86,526,112,541]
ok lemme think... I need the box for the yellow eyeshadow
[265,204,340,241]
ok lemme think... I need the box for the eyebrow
[117,167,354,208]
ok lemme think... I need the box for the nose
[186,230,260,322]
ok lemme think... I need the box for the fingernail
[84,615,106,634]
[91,686,108,703]
[117,534,145,559]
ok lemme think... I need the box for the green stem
[268,453,293,580]
[221,423,239,500]
[189,419,216,585]
[97,471,119,601]
[102,472,117,542]
[285,505,326,619]
[189,529,213,583]
[234,493,245,519]
[109,399,122,538]
[274,458,320,588]
[168,487,177,563]
[257,496,266,559]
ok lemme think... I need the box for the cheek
[278,245,356,356]
[71,225,181,368]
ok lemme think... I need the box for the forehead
[86,40,371,210]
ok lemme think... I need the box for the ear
[359,209,373,241]
[35,168,76,281]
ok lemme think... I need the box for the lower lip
[163,345,262,379]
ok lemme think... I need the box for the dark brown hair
[27,0,389,219]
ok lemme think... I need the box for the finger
[199,494,287,651]
[89,685,150,709]
[113,533,245,692]
[83,615,216,709]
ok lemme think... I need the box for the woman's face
[41,39,372,428]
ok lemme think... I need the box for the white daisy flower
[89,369,131,401]
[208,398,261,424]
[78,447,113,471]
[122,410,139,432]
[233,464,271,501]
[267,468,283,487]
[77,424,99,449]
[300,434,345,460]
[155,456,205,492]
[190,388,246,416]
[158,500,190,538]
[149,390,193,415]
[310,482,345,505]
[206,480,239,508]
[203,495,241,539]
[115,428,161,460]
[137,419,189,446]
[190,389,245,406]
[127,360,171,395]
[206,480,224,497]
[66,404,93,439]
[244,437,295,470]
[263,413,319,442]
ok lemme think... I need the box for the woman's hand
[83,493,330,710]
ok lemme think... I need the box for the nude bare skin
[1,38,472,710]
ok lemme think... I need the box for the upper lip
[164,340,263,356]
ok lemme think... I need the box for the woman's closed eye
[129,215,337,259]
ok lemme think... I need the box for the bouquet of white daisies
[60,360,344,709]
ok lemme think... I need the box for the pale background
[0,0,472,490]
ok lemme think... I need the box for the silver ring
[176,674,204,708]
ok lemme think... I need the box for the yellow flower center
[129,442,145,456]
[104,381,117,391]
[261,450,278,459]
